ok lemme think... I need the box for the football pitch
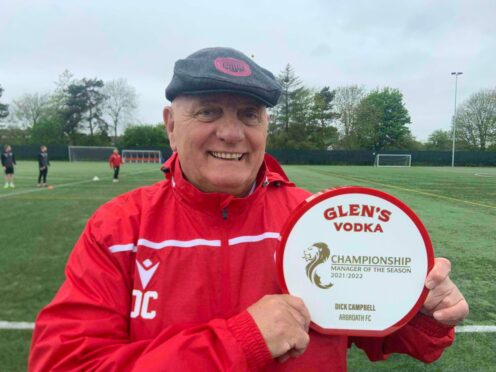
[0,161,495,371]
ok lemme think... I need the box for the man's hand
[421,257,469,326]
[247,294,311,362]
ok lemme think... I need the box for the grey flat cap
[165,47,282,107]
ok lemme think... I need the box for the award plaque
[277,186,434,337]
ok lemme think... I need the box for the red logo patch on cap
[214,57,252,77]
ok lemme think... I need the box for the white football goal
[122,150,162,164]
[68,146,115,162]
[374,154,412,167]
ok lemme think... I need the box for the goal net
[68,146,115,162]
[122,149,162,164]
[374,154,412,167]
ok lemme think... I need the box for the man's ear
[163,106,177,151]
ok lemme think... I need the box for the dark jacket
[38,152,50,169]
[1,152,16,168]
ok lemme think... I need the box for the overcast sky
[1,0,495,141]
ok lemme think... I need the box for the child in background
[1,144,16,189]
[108,148,123,183]
[37,145,50,187]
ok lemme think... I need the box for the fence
[268,149,496,166]
[0,145,173,162]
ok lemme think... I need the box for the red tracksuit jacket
[109,153,123,168]
[29,153,454,371]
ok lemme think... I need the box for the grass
[0,161,495,371]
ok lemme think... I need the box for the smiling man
[163,93,268,197]
[29,47,468,371]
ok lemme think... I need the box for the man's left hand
[421,257,469,326]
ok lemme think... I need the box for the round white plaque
[277,186,434,336]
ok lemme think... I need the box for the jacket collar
[161,152,293,216]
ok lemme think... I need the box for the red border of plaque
[277,186,434,337]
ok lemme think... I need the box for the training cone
[92,176,100,181]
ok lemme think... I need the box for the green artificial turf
[1,162,494,371]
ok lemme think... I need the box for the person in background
[37,145,50,187]
[1,144,16,189]
[108,148,123,183]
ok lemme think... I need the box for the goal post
[374,154,412,167]
[68,146,115,162]
[122,149,162,164]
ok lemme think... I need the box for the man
[1,144,16,189]
[37,145,50,187]
[29,47,468,371]
[108,148,123,183]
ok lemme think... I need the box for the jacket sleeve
[350,313,455,363]
[29,209,272,371]
[1,153,5,166]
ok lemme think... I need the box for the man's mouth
[209,151,245,161]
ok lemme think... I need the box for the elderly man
[29,47,468,371]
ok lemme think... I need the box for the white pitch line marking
[0,168,161,200]
[455,325,496,333]
[0,179,96,199]
[0,321,35,330]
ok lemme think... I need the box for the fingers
[283,295,311,332]
[290,331,310,355]
[277,354,290,363]
[432,298,469,325]
[425,257,451,289]
[423,276,461,316]
[286,304,309,332]
[247,294,311,360]
[276,330,310,364]
[422,276,457,311]
[421,257,469,326]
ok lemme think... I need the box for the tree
[354,87,411,151]
[275,64,303,133]
[309,87,339,149]
[51,70,75,111]
[119,124,169,148]
[334,85,365,149]
[62,78,107,142]
[454,89,496,151]
[30,116,66,145]
[11,92,50,128]
[425,129,452,150]
[0,85,9,120]
[103,79,138,144]
[268,65,315,149]
[0,126,29,144]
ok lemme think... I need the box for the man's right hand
[247,295,311,362]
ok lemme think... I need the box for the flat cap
[165,47,282,107]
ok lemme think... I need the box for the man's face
[164,93,268,197]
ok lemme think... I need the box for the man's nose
[215,112,245,143]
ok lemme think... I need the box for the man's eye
[195,108,222,121]
[240,109,261,125]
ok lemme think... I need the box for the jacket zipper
[220,206,231,316]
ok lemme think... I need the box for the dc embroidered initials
[131,259,159,319]
[131,290,158,319]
